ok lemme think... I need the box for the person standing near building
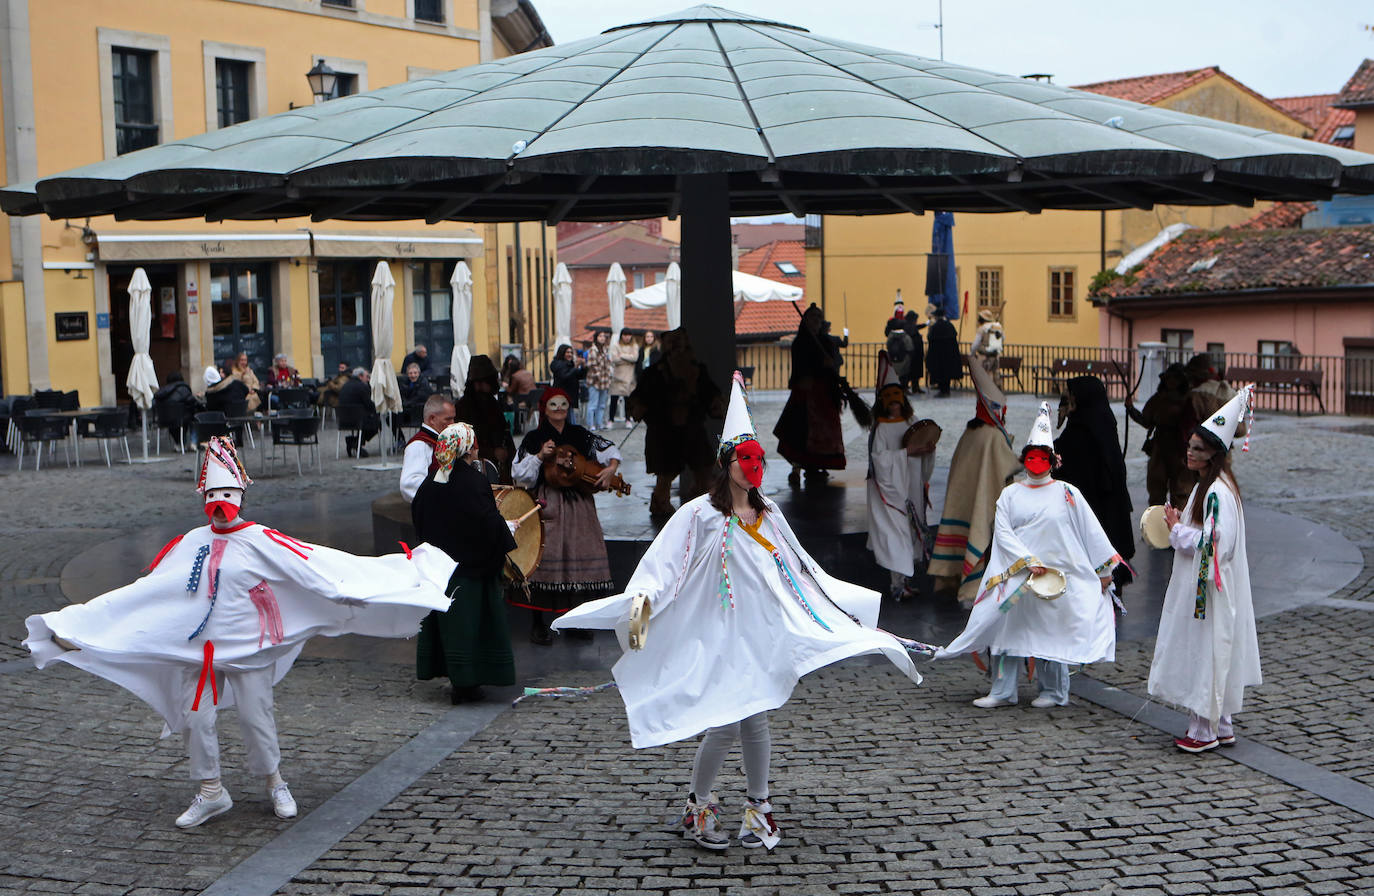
[454,354,516,482]
[774,304,846,485]
[400,394,456,502]
[609,331,639,428]
[585,331,614,431]
[548,344,587,426]
[1148,387,1260,753]
[924,304,960,397]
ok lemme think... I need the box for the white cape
[936,479,1119,665]
[1147,479,1261,723]
[866,419,934,577]
[554,495,921,748]
[25,522,454,734]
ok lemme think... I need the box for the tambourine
[1139,505,1171,550]
[901,419,942,455]
[1028,567,1067,600]
[628,593,650,651]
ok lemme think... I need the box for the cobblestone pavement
[2,392,1374,894]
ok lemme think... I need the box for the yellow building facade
[814,70,1313,349]
[1,0,556,402]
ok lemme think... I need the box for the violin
[542,445,632,497]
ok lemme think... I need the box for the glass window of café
[211,262,273,376]
[318,260,373,374]
[410,260,454,370]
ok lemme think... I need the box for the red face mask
[1023,450,1052,477]
[734,440,766,488]
[203,489,243,523]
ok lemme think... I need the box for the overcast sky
[535,1,1373,100]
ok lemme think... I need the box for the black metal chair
[32,389,65,410]
[271,414,322,475]
[192,411,232,447]
[154,402,191,454]
[274,388,313,412]
[17,409,71,470]
[4,395,32,453]
[335,403,366,459]
[87,410,132,467]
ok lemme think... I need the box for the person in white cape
[1147,386,1261,753]
[554,373,922,852]
[935,403,1122,709]
[866,351,938,599]
[23,437,454,829]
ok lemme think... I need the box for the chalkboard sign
[55,311,89,341]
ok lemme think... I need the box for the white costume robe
[866,419,934,577]
[554,495,922,748]
[936,479,1119,665]
[1148,478,1261,723]
[25,521,453,735]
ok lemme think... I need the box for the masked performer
[555,374,921,852]
[512,388,620,645]
[626,328,725,517]
[774,304,846,485]
[936,404,1121,708]
[454,354,516,483]
[1054,375,1136,593]
[412,423,519,704]
[928,356,1022,603]
[1148,387,1260,753]
[866,353,938,600]
[23,438,453,829]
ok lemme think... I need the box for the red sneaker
[1218,734,1236,746]
[1174,735,1219,753]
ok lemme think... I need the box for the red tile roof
[1232,202,1316,231]
[1092,225,1374,300]
[738,239,806,284]
[1273,93,1339,129]
[1335,59,1374,109]
[1075,66,1308,129]
[557,221,678,267]
[582,299,806,343]
[1312,105,1357,147]
[732,222,804,250]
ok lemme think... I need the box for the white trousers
[987,654,1070,705]
[1186,712,1235,743]
[181,665,281,781]
[691,711,771,801]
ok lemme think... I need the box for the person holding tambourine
[935,402,1122,709]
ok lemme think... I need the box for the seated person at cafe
[204,363,251,414]
[229,352,263,413]
[402,344,432,377]
[339,367,381,458]
[153,372,202,443]
[268,354,300,388]
[315,362,353,409]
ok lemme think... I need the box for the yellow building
[0,0,556,402]
[813,67,1313,349]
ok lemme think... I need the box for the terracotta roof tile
[1075,67,1219,104]
[582,299,805,342]
[738,240,806,282]
[1273,93,1339,129]
[1335,58,1374,108]
[557,223,677,267]
[731,222,804,250]
[1092,225,1374,300]
[1312,105,1357,146]
[1232,202,1316,230]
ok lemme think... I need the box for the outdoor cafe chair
[5,395,32,453]
[334,403,366,459]
[274,387,313,412]
[87,410,132,467]
[17,409,71,471]
[271,414,322,475]
[192,411,247,448]
[154,402,190,455]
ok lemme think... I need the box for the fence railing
[736,340,1374,417]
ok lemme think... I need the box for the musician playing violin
[512,387,621,645]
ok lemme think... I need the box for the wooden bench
[1032,358,1126,397]
[961,355,1025,392]
[1225,365,1325,415]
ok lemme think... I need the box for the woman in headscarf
[1054,375,1135,593]
[412,423,519,704]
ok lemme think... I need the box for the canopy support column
[680,173,735,398]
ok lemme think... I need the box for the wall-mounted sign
[96,312,110,329]
[55,311,89,341]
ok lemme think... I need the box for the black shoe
[530,630,553,647]
[450,685,485,704]
[358,448,370,458]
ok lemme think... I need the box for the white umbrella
[552,262,572,350]
[664,261,682,330]
[449,261,473,397]
[126,268,159,460]
[628,269,802,308]
[369,261,401,460]
[607,262,626,345]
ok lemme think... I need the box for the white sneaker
[1031,695,1061,709]
[681,792,728,850]
[972,695,1016,709]
[739,797,782,850]
[175,788,233,829]
[270,782,298,819]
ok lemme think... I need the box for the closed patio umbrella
[126,268,159,461]
[607,262,626,345]
[665,262,682,331]
[926,212,959,321]
[369,261,401,461]
[553,263,572,351]
[450,260,473,397]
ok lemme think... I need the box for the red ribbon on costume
[145,534,185,572]
[249,580,285,648]
[264,528,313,559]
[399,541,413,559]
[191,640,218,711]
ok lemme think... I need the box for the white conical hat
[1199,384,1254,451]
[719,371,757,456]
[197,436,251,494]
[875,350,902,395]
[1026,401,1054,450]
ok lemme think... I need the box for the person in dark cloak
[774,304,846,485]
[627,328,726,517]
[412,423,518,704]
[903,310,926,393]
[455,354,516,483]
[511,388,622,645]
[1054,375,1136,592]
[924,303,960,397]
[1126,363,1192,507]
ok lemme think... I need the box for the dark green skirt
[416,571,516,688]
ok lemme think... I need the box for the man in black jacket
[338,367,381,457]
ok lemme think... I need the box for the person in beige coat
[609,332,640,428]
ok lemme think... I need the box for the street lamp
[306,60,339,103]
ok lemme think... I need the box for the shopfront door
[318,260,373,374]
[108,263,182,403]
[210,262,274,378]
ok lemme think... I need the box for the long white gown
[866,419,934,577]
[1148,478,1261,723]
[25,521,454,734]
[554,494,922,749]
[936,478,1120,665]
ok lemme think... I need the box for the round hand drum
[901,419,943,454]
[1139,505,1171,550]
[492,486,544,582]
[1028,567,1068,600]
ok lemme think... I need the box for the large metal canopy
[5,4,1374,222]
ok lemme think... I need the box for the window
[317,261,373,374]
[415,0,444,23]
[1334,125,1356,142]
[329,73,358,99]
[215,59,251,128]
[410,261,454,365]
[1205,341,1225,371]
[210,263,273,373]
[977,267,1002,310]
[112,48,158,154]
[633,271,645,290]
[1048,267,1075,319]
[1258,339,1298,370]
[1161,328,1194,366]
[322,0,356,7]
[654,271,666,284]
[775,261,800,277]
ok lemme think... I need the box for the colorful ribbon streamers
[191,640,217,711]
[249,580,285,648]
[512,682,618,706]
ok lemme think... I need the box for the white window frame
[313,54,368,102]
[97,28,173,161]
[202,41,268,132]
